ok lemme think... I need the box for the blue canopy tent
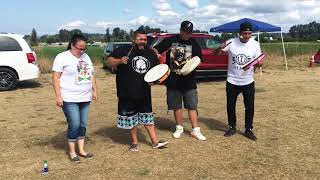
[210,18,288,70]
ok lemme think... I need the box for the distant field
[35,46,104,64]
[34,46,104,73]
[261,42,319,57]
[34,42,320,73]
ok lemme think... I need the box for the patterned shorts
[116,98,154,129]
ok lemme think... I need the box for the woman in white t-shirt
[52,34,97,163]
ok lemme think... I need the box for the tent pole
[257,31,262,76]
[280,31,288,70]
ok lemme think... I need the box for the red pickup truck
[147,33,228,78]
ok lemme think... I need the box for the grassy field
[34,42,319,73]
[1,63,320,179]
[261,42,319,57]
[35,46,104,73]
[36,46,104,64]
[1,41,320,179]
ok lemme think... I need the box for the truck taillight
[26,53,36,64]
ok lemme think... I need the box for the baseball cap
[240,22,252,32]
[180,20,193,33]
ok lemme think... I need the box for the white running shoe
[191,127,206,141]
[172,125,184,138]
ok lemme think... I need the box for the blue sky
[1,0,319,35]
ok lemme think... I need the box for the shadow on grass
[16,80,41,89]
[94,117,175,146]
[154,116,229,135]
[49,131,68,150]
[200,117,249,135]
[30,131,96,152]
[154,117,176,132]
[94,126,150,146]
[26,131,67,151]
[154,116,228,134]
[199,117,228,132]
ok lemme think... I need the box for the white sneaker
[172,125,184,138]
[191,127,206,141]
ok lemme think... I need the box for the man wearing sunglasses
[216,22,263,141]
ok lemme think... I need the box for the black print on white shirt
[232,54,252,65]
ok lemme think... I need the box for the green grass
[35,46,104,65]
[36,42,319,61]
[261,42,319,57]
[34,42,320,73]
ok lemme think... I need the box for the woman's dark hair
[67,34,88,50]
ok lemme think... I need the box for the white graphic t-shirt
[223,37,261,86]
[52,51,94,102]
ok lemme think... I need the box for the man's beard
[134,43,147,50]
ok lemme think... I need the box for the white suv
[0,34,40,90]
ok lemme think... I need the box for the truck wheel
[0,68,18,91]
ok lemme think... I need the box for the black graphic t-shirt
[108,46,159,99]
[154,35,202,90]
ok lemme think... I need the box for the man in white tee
[216,22,263,141]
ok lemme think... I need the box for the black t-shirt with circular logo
[108,46,159,99]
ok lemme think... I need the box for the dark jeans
[226,81,255,130]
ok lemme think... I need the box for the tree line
[289,21,320,41]
[26,25,170,45]
[26,25,209,46]
[26,21,320,46]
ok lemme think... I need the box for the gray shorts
[167,89,198,110]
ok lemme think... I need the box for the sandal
[69,155,81,163]
[152,140,169,149]
[79,153,94,159]
[129,144,138,152]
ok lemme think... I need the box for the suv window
[104,43,131,53]
[114,44,130,50]
[105,43,113,53]
[195,37,221,49]
[0,36,22,51]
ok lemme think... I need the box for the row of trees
[26,21,320,46]
[27,25,169,45]
[289,21,320,41]
[27,25,210,46]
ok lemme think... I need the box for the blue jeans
[62,101,91,142]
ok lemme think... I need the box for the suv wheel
[0,68,18,91]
